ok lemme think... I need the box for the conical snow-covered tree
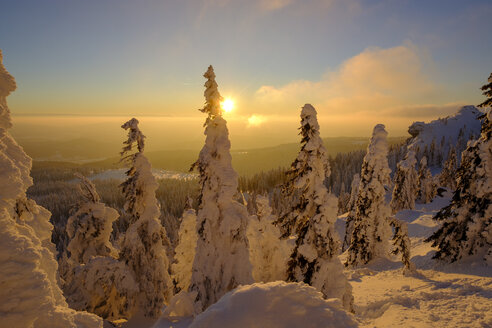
[439,146,457,190]
[0,50,102,328]
[346,124,392,267]
[390,149,418,213]
[189,66,253,312]
[246,195,292,283]
[279,104,353,310]
[426,110,492,263]
[478,73,492,109]
[172,198,198,293]
[337,182,351,215]
[118,118,173,317]
[61,174,137,321]
[417,157,436,203]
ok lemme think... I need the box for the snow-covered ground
[89,168,197,182]
[121,192,491,328]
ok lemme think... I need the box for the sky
[1,0,491,149]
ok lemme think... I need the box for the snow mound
[189,282,357,328]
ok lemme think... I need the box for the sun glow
[221,98,235,113]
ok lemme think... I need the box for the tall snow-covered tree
[346,124,392,267]
[416,157,436,203]
[0,50,102,328]
[278,104,353,310]
[246,194,292,283]
[426,110,492,263]
[118,118,173,317]
[390,149,418,213]
[337,182,350,215]
[60,174,137,321]
[189,66,253,312]
[439,146,457,190]
[172,198,198,293]
[478,73,492,109]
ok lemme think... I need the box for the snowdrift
[189,281,357,328]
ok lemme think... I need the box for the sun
[221,98,234,113]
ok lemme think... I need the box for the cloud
[247,114,267,127]
[254,43,448,120]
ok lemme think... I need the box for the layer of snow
[189,282,357,328]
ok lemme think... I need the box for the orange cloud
[254,43,448,119]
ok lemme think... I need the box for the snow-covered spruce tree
[342,174,361,251]
[64,173,119,268]
[390,149,418,213]
[118,118,173,317]
[188,66,253,312]
[389,217,415,273]
[278,104,353,310]
[478,73,492,109]
[417,156,436,203]
[346,124,392,267]
[439,146,457,190]
[0,50,102,328]
[426,110,492,263]
[247,195,292,283]
[61,173,137,321]
[172,197,198,293]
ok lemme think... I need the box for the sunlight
[221,98,234,113]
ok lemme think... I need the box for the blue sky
[1,0,491,142]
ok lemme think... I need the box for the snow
[189,65,253,312]
[0,49,102,327]
[188,282,358,328]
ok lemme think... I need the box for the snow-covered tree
[118,118,173,317]
[439,146,457,190]
[416,157,436,203]
[389,217,415,273]
[247,195,292,283]
[64,173,119,268]
[278,104,353,310]
[189,66,253,312]
[346,124,392,267]
[342,174,360,251]
[60,173,137,321]
[172,198,198,292]
[426,110,492,263]
[478,73,492,108]
[390,149,418,213]
[0,50,102,328]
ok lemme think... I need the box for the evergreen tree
[280,104,353,310]
[416,157,436,203]
[439,146,457,190]
[189,66,253,312]
[172,198,198,293]
[426,110,492,263]
[0,50,102,328]
[246,195,292,283]
[118,118,173,317]
[390,150,418,213]
[337,182,351,215]
[478,73,492,108]
[346,124,392,267]
[389,217,415,273]
[61,174,137,321]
